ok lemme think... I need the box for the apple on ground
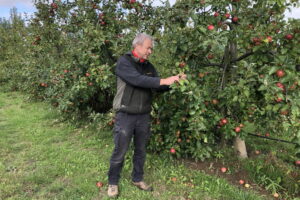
[220,167,227,173]
[273,193,279,198]
[96,181,103,188]
[239,179,245,185]
[244,183,250,188]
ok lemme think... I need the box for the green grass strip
[0,91,268,200]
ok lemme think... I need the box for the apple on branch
[207,25,214,31]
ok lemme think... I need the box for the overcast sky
[0,0,299,20]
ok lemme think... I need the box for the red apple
[207,54,214,59]
[266,36,272,42]
[234,127,241,133]
[295,160,300,166]
[170,148,176,154]
[179,62,186,68]
[130,0,136,3]
[214,12,220,17]
[51,3,58,9]
[276,82,285,90]
[276,69,285,78]
[207,25,214,30]
[252,37,261,43]
[285,34,293,40]
[239,179,245,185]
[280,110,288,115]
[276,97,283,103]
[232,16,238,23]
[88,82,93,86]
[265,133,270,137]
[85,72,90,77]
[221,118,228,125]
[220,167,227,173]
[224,13,230,19]
[96,181,103,188]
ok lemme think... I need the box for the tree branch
[203,63,222,67]
[231,50,254,63]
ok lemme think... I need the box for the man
[107,33,186,198]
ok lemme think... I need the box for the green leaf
[243,122,256,133]
[268,66,278,75]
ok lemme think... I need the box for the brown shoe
[132,181,153,191]
[107,185,118,198]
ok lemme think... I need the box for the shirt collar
[132,50,146,63]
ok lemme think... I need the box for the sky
[0,0,299,20]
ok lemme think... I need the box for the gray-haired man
[107,33,186,198]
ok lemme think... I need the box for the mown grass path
[0,91,269,200]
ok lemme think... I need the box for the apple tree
[149,0,300,160]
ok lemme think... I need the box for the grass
[0,91,272,200]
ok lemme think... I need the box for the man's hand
[160,75,180,85]
[160,73,187,86]
[178,73,187,80]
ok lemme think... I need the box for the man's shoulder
[118,52,133,63]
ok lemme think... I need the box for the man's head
[132,33,154,60]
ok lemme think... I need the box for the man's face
[134,39,153,60]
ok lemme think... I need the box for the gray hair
[132,33,154,48]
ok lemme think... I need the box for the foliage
[0,0,299,172]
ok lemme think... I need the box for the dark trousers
[108,111,151,185]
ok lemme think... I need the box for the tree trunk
[233,136,248,158]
